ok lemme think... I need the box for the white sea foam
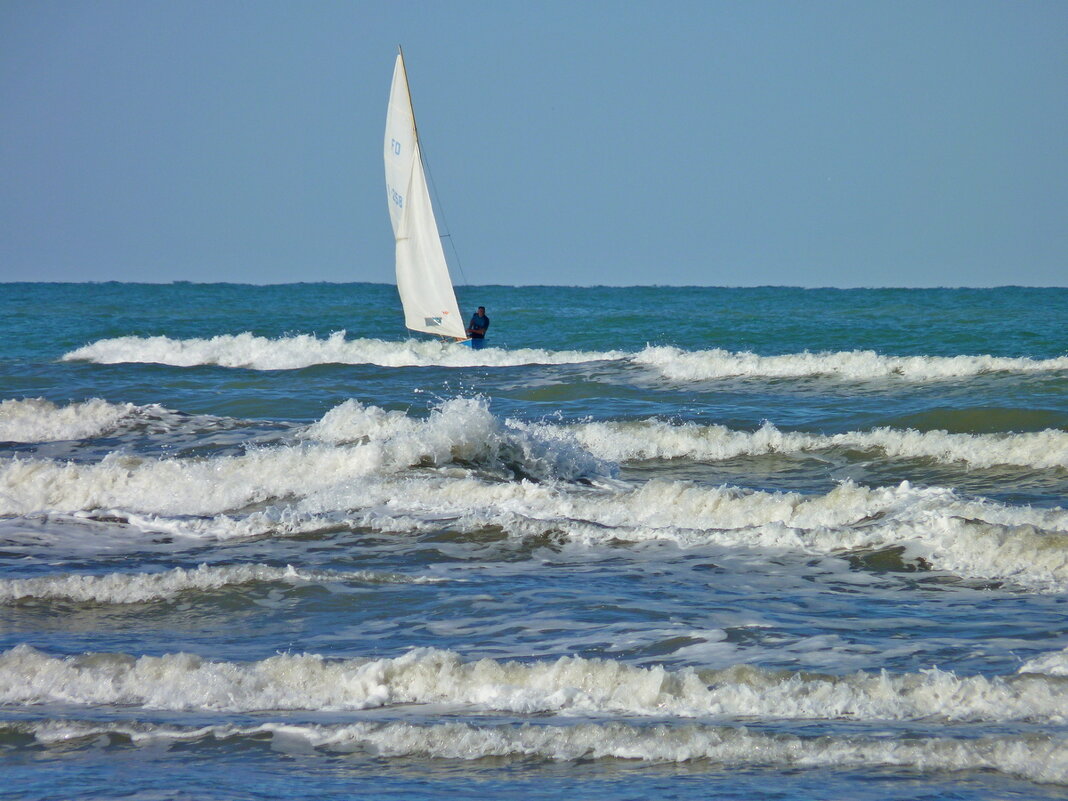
[258,475,1068,591]
[634,345,1068,382]
[0,398,614,517]
[61,332,618,370]
[551,418,1068,470]
[5,454,1068,590]
[2,645,1065,725]
[13,718,1066,785]
[60,335,1068,381]
[1019,647,1068,677]
[0,398,141,443]
[3,400,1066,589]
[0,563,440,604]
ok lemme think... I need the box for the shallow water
[1,283,1066,799]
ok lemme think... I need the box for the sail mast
[398,46,421,147]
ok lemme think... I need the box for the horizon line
[3,280,1066,291]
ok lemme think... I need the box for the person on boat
[466,306,489,349]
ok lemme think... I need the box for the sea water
[1,282,1066,800]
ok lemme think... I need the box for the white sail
[384,51,467,340]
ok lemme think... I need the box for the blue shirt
[468,313,489,337]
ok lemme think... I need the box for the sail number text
[391,139,402,156]
[389,186,404,209]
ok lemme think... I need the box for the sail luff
[384,51,467,340]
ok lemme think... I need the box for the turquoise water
[1,283,1067,800]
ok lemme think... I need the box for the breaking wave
[552,418,1068,470]
[634,346,1068,382]
[61,332,618,370]
[0,398,141,443]
[2,645,1065,724]
[60,334,1068,381]
[0,563,440,604]
[7,396,1064,472]
[2,463,1068,598]
[0,398,615,517]
[1019,647,1068,677]
[5,718,1065,784]
[3,399,1067,590]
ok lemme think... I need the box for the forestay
[384,51,467,340]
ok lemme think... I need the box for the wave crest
[0,563,441,604]
[8,718,1065,784]
[557,418,1068,469]
[2,645,1065,724]
[60,335,1068,382]
[0,398,141,443]
[634,346,1068,381]
[0,398,614,517]
[61,332,617,370]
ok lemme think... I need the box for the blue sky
[2,0,1065,287]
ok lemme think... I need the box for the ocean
[1,282,1066,800]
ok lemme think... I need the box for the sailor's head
[477,306,485,314]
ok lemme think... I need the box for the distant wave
[545,418,1068,470]
[3,644,1065,725]
[0,563,441,604]
[61,332,619,370]
[9,717,1066,785]
[61,333,1068,380]
[634,345,1068,381]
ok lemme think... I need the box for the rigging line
[399,49,470,290]
[419,138,470,289]
[399,45,470,290]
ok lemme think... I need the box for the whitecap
[550,418,1068,470]
[633,345,1068,382]
[61,332,621,370]
[12,718,1067,785]
[2,645,1065,725]
[0,398,141,443]
[0,563,442,604]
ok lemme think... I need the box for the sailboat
[384,48,469,342]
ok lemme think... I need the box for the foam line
[0,563,441,604]
[61,335,1068,380]
[5,719,1064,784]
[552,418,1068,470]
[6,473,1068,592]
[61,332,618,370]
[2,645,1065,725]
[634,346,1068,381]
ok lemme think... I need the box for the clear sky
[2,0,1065,287]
